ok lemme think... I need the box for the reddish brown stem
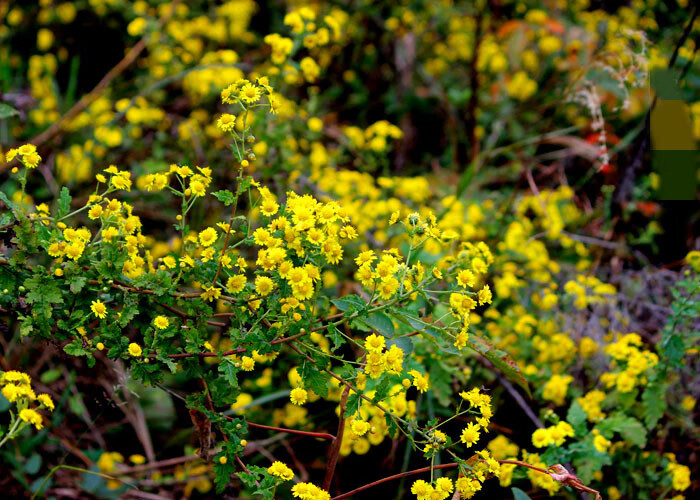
[322,385,351,491]
[330,459,594,500]
[245,421,335,440]
[498,460,550,475]
[330,463,459,500]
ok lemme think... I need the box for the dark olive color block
[652,150,698,200]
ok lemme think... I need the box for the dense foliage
[1,1,699,499]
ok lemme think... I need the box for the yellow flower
[201,286,222,302]
[351,419,370,436]
[682,395,696,411]
[456,269,475,288]
[532,428,551,448]
[365,333,385,353]
[241,356,255,371]
[593,434,611,453]
[153,316,169,330]
[91,300,107,319]
[239,83,262,104]
[411,479,434,500]
[217,113,236,132]
[290,387,308,405]
[460,422,481,447]
[37,393,55,411]
[377,276,399,300]
[255,276,274,296]
[19,408,43,430]
[88,205,103,219]
[408,369,429,393]
[128,343,142,357]
[478,285,493,305]
[199,227,218,247]
[267,461,294,480]
[1,383,21,402]
[226,274,247,294]
[542,374,573,406]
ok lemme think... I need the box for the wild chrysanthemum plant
[0,80,652,500]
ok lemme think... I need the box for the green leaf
[237,176,253,195]
[661,333,684,367]
[58,187,72,218]
[361,311,395,338]
[372,375,393,403]
[69,276,87,294]
[511,488,533,500]
[566,400,588,435]
[24,275,63,320]
[332,294,365,313]
[344,391,361,418]
[641,382,667,429]
[64,340,89,357]
[23,454,41,475]
[212,190,235,206]
[327,326,345,351]
[0,190,15,211]
[599,412,647,447]
[302,363,330,398]
[0,103,19,119]
[214,458,237,494]
[467,334,531,397]
[387,335,413,355]
[219,360,239,388]
[40,368,62,383]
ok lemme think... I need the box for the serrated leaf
[642,382,667,429]
[372,376,393,403]
[212,190,235,206]
[0,103,19,119]
[361,311,394,338]
[64,340,89,357]
[599,412,647,447]
[302,362,330,398]
[331,294,365,313]
[344,391,361,418]
[219,360,239,388]
[327,325,345,351]
[566,400,587,435]
[69,276,87,293]
[214,460,237,494]
[58,187,72,218]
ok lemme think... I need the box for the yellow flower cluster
[542,374,573,406]
[667,461,691,491]
[531,421,575,448]
[0,370,54,432]
[601,333,659,393]
[577,390,607,422]
[363,333,404,379]
[411,477,454,500]
[6,143,42,170]
[291,482,330,500]
[564,275,617,310]
[343,121,404,153]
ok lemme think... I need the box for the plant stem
[323,385,350,491]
